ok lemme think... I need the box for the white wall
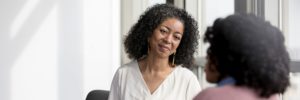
[0,0,120,100]
[197,0,234,57]
[204,0,234,26]
[265,0,280,27]
[284,1,300,98]
[287,0,300,60]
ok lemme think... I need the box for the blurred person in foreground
[108,4,201,100]
[194,14,290,100]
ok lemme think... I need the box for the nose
[163,34,172,44]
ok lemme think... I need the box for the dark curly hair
[124,4,199,68]
[204,14,290,98]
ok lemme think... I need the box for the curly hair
[204,14,290,98]
[124,4,199,68]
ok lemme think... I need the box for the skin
[204,56,220,83]
[138,18,184,94]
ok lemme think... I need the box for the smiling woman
[108,4,201,100]
[149,18,184,59]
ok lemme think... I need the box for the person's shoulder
[174,66,196,78]
[119,60,138,69]
[194,85,266,100]
[200,85,253,95]
[173,66,199,84]
[193,86,219,100]
[116,60,138,74]
[194,85,238,100]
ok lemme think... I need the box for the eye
[174,35,181,40]
[160,29,167,34]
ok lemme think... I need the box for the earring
[172,52,176,66]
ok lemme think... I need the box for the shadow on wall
[0,0,83,100]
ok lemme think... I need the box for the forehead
[158,18,184,32]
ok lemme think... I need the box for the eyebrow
[161,25,183,35]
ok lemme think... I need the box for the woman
[194,14,290,100]
[108,4,201,100]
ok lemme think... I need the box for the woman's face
[148,18,184,58]
[205,56,220,83]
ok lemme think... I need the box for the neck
[143,54,171,73]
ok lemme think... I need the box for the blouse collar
[217,76,236,87]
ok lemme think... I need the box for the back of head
[204,14,290,98]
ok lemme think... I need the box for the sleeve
[193,90,208,100]
[193,88,214,100]
[186,74,202,100]
[108,69,121,100]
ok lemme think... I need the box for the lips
[158,44,171,52]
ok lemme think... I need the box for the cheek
[205,72,219,83]
[172,41,181,49]
[205,64,220,83]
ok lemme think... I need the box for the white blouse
[108,60,201,100]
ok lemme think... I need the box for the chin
[157,51,171,58]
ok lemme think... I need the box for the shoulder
[193,87,215,99]
[193,86,233,100]
[173,66,200,86]
[112,60,139,81]
[174,66,197,78]
[194,85,267,100]
[116,60,138,73]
